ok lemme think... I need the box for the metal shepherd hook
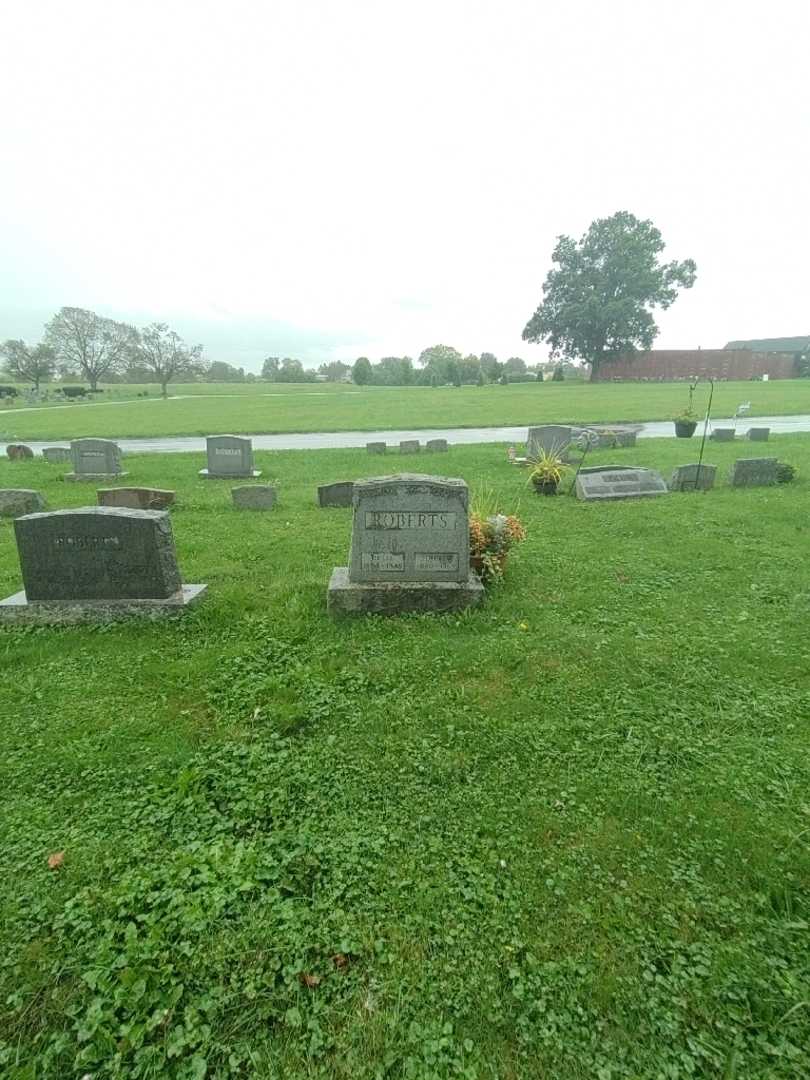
[695,378,715,490]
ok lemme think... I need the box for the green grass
[1,439,810,1078]
[2,379,810,440]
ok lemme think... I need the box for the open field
[2,440,810,1078]
[2,379,810,440]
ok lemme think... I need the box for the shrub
[776,462,797,484]
[0,385,18,398]
[60,386,89,397]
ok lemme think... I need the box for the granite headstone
[328,473,484,614]
[317,482,354,508]
[199,435,260,478]
[97,487,176,510]
[0,507,206,623]
[0,489,46,518]
[425,439,449,453]
[67,438,126,481]
[366,442,387,454]
[747,427,770,442]
[42,447,72,464]
[231,485,277,510]
[399,440,420,455]
[711,428,735,442]
[730,458,778,488]
[670,464,717,492]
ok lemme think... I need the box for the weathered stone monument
[327,474,484,615]
[526,425,572,459]
[425,439,449,453]
[399,440,420,455]
[366,442,387,454]
[42,447,72,464]
[730,458,778,488]
[317,481,354,508]
[199,435,260,478]
[575,466,669,502]
[66,438,126,481]
[0,490,46,518]
[97,487,176,510]
[0,507,206,623]
[747,427,770,442]
[670,463,717,492]
[6,444,34,461]
[711,428,735,442]
[231,485,277,510]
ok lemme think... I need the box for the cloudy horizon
[2,0,808,373]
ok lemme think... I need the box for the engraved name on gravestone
[730,457,778,488]
[200,435,261,478]
[349,476,469,583]
[575,466,669,502]
[68,438,126,480]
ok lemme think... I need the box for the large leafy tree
[417,344,463,385]
[131,323,205,397]
[44,307,137,390]
[352,356,373,385]
[0,339,56,390]
[522,212,696,379]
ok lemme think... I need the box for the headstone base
[65,472,129,483]
[327,567,484,616]
[198,469,262,479]
[0,584,207,624]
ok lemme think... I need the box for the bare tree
[132,322,205,397]
[0,339,56,390]
[44,307,136,390]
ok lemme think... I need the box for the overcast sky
[1,1,808,371]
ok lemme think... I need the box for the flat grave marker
[575,466,669,502]
[97,487,176,511]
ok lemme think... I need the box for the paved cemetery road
[4,414,810,456]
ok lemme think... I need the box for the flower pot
[532,479,559,495]
[674,420,698,438]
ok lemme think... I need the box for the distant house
[724,336,810,354]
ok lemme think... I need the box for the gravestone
[670,463,717,492]
[747,427,770,442]
[526,425,572,459]
[425,438,449,453]
[231,484,277,510]
[366,442,387,454]
[399,440,420,455]
[42,447,72,464]
[67,438,126,481]
[199,435,260,478]
[328,473,484,615]
[97,487,175,511]
[587,426,638,449]
[0,490,46,518]
[730,457,778,488]
[575,466,669,502]
[317,481,354,508]
[0,507,206,623]
[6,444,34,461]
[711,428,735,442]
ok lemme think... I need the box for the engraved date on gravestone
[364,511,456,529]
[361,552,405,571]
[415,553,459,571]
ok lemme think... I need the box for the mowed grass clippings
[2,377,810,440]
[1,439,809,1079]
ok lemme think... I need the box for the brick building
[592,348,797,382]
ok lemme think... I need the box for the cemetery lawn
[2,437,810,1079]
[3,378,810,440]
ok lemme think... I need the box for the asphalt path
[3,414,810,456]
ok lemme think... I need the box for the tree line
[347,347,559,386]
